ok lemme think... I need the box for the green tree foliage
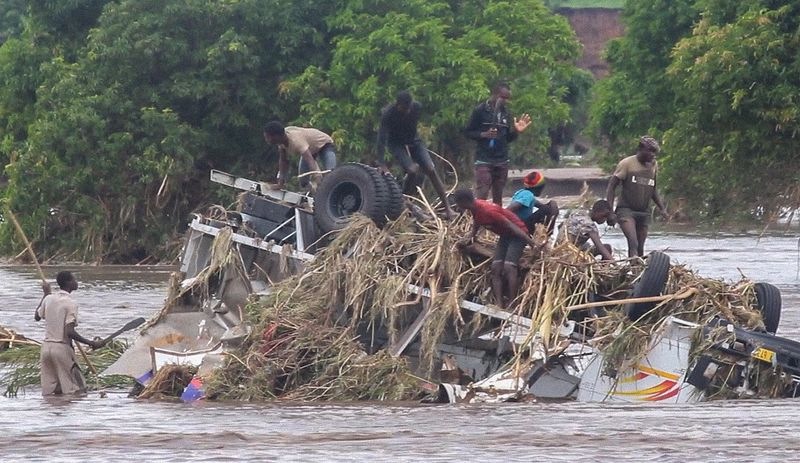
[27,0,111,54]
[590,0,800,220]
[589,0,697,149]
[0,0,27,43]
[2,0,334,261]
[663,2,800,219]
[285,0,581,167]
[0,0,110,174]
[1,0,582,261]
[546,68,594,162]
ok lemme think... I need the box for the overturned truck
[105,164,800,403]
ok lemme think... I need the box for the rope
[427,148,459,194]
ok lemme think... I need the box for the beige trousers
[40,341,87,395]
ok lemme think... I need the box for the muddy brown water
[2,230,800,462]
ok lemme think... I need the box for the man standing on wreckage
[454,189,536,309]
[464,80,532,205]
[375,90,456,219]
[606,135,668,257]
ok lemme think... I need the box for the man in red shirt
[454,189,535,308]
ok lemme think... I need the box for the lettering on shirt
[631,175,655,187]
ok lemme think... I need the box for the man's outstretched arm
[66,323,104,349]
[589,231,614,261]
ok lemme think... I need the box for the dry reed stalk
[137,364,196,400]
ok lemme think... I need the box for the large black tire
[626,251,671,321]
[754,282,781,334]
[381,172,405,221]
[313,163,392,233]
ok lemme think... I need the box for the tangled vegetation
[0,206,778,401]
[0,336,133,397]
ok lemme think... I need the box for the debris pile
[137,364,197,400]
[0,207,779,401]
[204,210,773,401]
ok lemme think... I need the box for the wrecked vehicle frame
[104,166,800,404]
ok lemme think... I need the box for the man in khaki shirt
[263,121,337,190]
[35,271,105,396]
[606,136,668,257]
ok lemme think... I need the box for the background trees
[1,0,336,260]
[589,0,697,150]
[592,0,800,221]
[0,0,581,261]
[664,2,800,220]
[286,0,581,172]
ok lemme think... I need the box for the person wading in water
[36,271,106,396]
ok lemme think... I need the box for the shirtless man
[606,136,668,257]
[36,271,105,395]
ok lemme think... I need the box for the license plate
[752,347,775,363]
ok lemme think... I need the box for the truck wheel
[754,282,781,334]
[382,172,405,221]
[313,163,391,233]
[626,251,671,321]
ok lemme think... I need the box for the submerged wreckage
[103,164,800,403]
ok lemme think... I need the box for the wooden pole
[565,288,698,312]
[4,206,99,377]
[5,209,46,282]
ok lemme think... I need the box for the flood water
[2,229,800,462]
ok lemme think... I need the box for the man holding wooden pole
[36,271,106,395]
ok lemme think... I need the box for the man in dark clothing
[606,135,668,257]
[464,81,532,205]
[377,91,454,218]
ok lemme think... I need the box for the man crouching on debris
[35,271,106,395]
[454,189,536,308]
[559,200,614,261]
[263,121,337,191]
[506,170,559,236]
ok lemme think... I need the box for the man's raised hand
[514,114,532,133]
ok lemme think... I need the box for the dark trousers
[388,140,434,195]
[474,162,509,205]
[525,200,559,235]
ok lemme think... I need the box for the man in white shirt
[36,271,106,395]
[263,121,337,189]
